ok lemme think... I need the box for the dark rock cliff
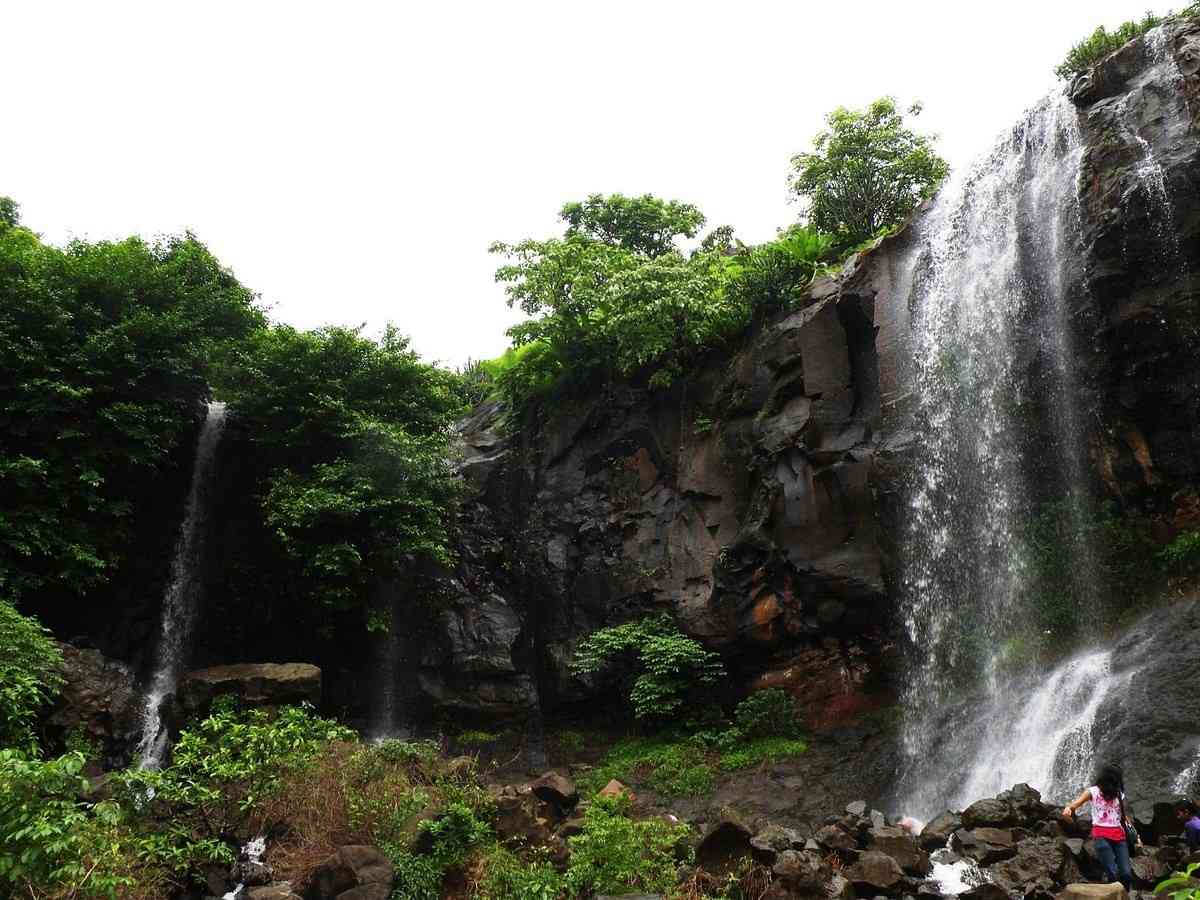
[404,18,1200,751]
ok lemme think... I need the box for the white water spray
[136,402,227,768]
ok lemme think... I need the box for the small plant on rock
[571,615,725,722]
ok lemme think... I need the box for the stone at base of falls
[697,809,754,874]
[245,888,300,900]
[869,823,932,875]
[48,643,140,767]
[530,770,579,810]
[1058,883,1127,900]
[846,850,905,891]
[180,663,322,716]
[921,811,964,851]
[303,846,392,900]
[962,799,1020,829]
[771,849,832,892]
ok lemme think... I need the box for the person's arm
[1062,790,1090,818]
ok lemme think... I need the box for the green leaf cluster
[0,209,263,602]
[490,194,836,404]
[789,98,948,249]
[562,794,690,897]
[571,614,725,721]
[1055,8,1187,80]
[1159,530,1200,574]
[0,599,63,750]
[1155,862,1200,900]
[215,324,465,613]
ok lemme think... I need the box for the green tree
[0,600,63,751]
[215,325,464,613]
[560,192,705,256]
[0,221,264,602]
[0,196,18,230]
[789,97,949,248]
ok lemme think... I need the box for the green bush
[571,615,725,721]
[0,750,132,897]
[384,800,493,900]
[1056,11,1166,79]
[564,794,689,897]
[477,845,564,900]
[734,688,804,739]
[1160,530,1200,574]
[120,702,355,840]
[0,600,63,750]
[718,736,809,772]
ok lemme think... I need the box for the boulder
[961,885,1012,900]
[1130,847,1168,887]
[697,810,754,875]
[304,845,393,900]
[772,849,831,892]
[847,800,869,817]
[751,824,804,861]
[921,812,963,851]
[1057,884,1126,900]
[951,828,1018,866]
[817,824,860,852]
[962,799,1018,829]
[492,787,553,846]
[598,779,635,802]
[247,888,301,900]
[529,771,578,811]
[846,850,904,893]
[181,663,321,716]
[869,824,931,875]
[47,643,140,766]
[988,837,1080,896]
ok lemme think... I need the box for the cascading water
[367,589,408,741]
[136,401,227,768]
[894,92,1118,818]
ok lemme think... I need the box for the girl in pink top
[1062,763,1138,891]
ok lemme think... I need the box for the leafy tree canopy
[490,195,835,400]
[560,192,705,256]
[789,97,949,249]
[215,325,465,612]
[0,219,264,601]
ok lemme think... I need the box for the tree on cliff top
[789,97,948,249]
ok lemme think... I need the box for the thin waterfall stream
[894,92,1125,818]
[136,401,227,768]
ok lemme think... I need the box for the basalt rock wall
[409,20,1200,740]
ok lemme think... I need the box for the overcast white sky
[3,1,1166,368]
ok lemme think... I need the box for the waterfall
[367,588,408,742]
[895,93,1111,818]
[135,401,227,768]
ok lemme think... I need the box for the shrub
[571,615,725,721]
[718,737,809,772]
[0,600,64,750]
[1056,11,1166,79]
[1160,531,1200,574]
[476,845,564,900]
[734,688,804,739]
[385,800,493,900]
[564,794,690,897]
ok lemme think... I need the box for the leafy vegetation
[1156,862,1200,900]
[215,324,464,615]
[562,794,689,897]
[0,599,63,750]
[789,97,948,249]
[1054,7,1200,79]
[571,615,725,721]
[490,194,838,404]
[0,203,263,603]
[1160,530,1200,575]
[0,702,353,899]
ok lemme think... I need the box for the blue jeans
[1094,837,1132,889]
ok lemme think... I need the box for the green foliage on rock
[564,794,690,897]
[0,600,63,750]
[0,213,263,602]
[491,194,836,404]
[734,688,804,739]
[216,324,464,613]
[789,97,948,249]
[1160,530,1200,574]
[1055,9,1172,79]
[571,614,725,721]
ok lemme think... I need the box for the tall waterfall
[895,94,1111,818]
[136,401,227,768]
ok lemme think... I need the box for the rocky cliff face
[407,19,1200,748]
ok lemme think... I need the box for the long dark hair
[1096,762,1124,801]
